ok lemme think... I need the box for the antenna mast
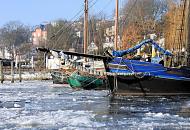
[84,0,88,54]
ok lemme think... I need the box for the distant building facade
[32,25,47,46]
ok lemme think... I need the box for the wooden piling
[11,61,14,83]
[90,69,93,74]
[0,60,4,83]
[94,70,98,75]
[19,63,22,82]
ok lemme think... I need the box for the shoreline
[1,71,52,81]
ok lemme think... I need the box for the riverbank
[2,71,51,81]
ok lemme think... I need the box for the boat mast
[84,0,88,54]
[114,0,119,50]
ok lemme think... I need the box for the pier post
[90,69,94,74]
[0,60,4,83]
[19,63,22,82]
[11,61,14,83]
[94,70,97,75]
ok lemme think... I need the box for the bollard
[0,60,4,83]
[11,61,14,83]
[19,63,22,82]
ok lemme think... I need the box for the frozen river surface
[0,81,190,130]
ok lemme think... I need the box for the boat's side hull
[51,71,68,84]
[107,75,190,96]
[67,73,105,90]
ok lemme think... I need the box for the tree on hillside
[163,1,187,66]
[122,23,142,49]
[163,1,186,51]
[88,14,113,54]
[0,21,31,59]
[46,19,78,51]
[0,21,31,47]
[121,0,168,49]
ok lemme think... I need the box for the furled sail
[112,39,172,57]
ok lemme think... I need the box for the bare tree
[121,0,169,49]
[88,14,114,54]
[0,21,30,47]
[46,19,77,51]
[0,21,31,59]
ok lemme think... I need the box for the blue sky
[0,0,124,27]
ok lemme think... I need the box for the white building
[46,56,62,70]
[88,42,98,54]
[0,46,12,59]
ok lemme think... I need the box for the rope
[51,0,96,40]
[129,60,135,73]
[111,57,169,80]
[115,57,123,73]
[82,75,104,88]
[49,0,100,49]
[71,70,94,84]
[67,66,107,89]
[114,58,135,73]
[134,72,150,79]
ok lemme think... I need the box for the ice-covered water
[0,81,190,130]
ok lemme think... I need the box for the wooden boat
[51,71,68,84]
